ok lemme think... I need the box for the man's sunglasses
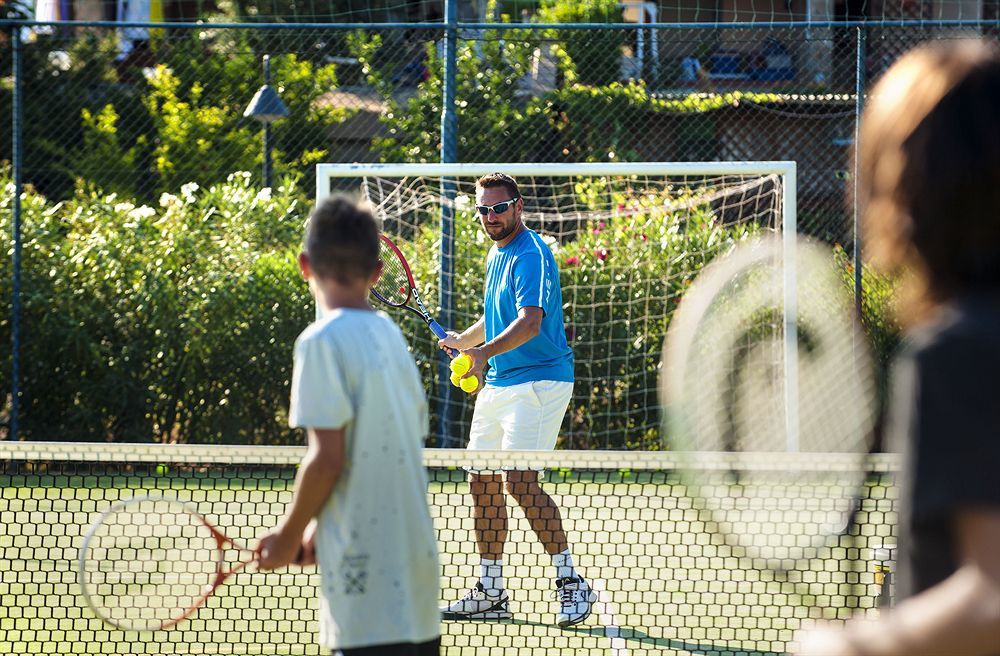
[475,198,519,216]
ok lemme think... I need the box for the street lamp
[243,54,289,189]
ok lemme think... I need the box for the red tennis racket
[371,235,448,341]
[78,495,264,631]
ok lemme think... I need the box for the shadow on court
[444,618,784,655]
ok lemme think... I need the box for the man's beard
[485,221,515,242]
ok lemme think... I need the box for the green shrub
[0,170,312,443]
[0,170,901,448]
[388,180,767,449]
[535,0,624,87]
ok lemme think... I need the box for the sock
[551,549,579,582]
[480,558,504,597]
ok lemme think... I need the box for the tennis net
[1,442,899,656]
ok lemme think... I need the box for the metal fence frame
[3,10,999,442]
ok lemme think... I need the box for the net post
[781,161,799,452]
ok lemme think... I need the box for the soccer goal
[315,162,797,449]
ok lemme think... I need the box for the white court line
[591,577,629,656]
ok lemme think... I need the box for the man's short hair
[304,195,380,283]
[476,172,521,200]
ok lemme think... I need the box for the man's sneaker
[554,576,597,628]
[440,582,512,620]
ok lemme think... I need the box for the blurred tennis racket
[371,234,447,341]
[661,236,877,573]
[79,495,286,632]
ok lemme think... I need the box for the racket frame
[78,494,255,632]
[371,234,448,340]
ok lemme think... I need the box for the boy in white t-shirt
[256,196,440,656]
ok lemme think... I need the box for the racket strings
[373,242,411,306]
[664,237,876,567]
[81,499,222,631]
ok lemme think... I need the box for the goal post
[315,161,798,450]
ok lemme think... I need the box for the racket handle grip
[429,320,448,340]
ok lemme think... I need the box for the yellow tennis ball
[450,372,462,387]
[460,376,479,393]
[450,353,472,376]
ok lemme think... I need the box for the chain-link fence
[1,6,998,444]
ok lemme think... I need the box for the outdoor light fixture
[244,54,289,189]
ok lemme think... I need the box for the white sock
[551,549,579,581]
[480,558,504,597]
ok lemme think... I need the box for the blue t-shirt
[483,228,574,386]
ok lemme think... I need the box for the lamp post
[243,55,289,189]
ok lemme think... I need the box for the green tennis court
[0,444,898,656]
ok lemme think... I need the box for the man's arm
[439,315,486,354]
[460,306,543,381]
[793,509,1000,656]
[257,427,345,570]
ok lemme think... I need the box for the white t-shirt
[289,308,440,650]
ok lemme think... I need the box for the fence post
[437,0,459,447]
[853,26,866,315]
[9,27,23,441]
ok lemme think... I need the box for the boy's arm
[257,427,345,570]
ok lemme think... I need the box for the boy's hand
[256,525,305,571]
[295,521,318,567]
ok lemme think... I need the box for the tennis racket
[78,495,260,631]
[371,234,448,341]
[661,236,877,574]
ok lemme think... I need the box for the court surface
[1,450,898,656]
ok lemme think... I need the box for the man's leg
[503,380,596,628]
[503,469,567,556]
[470,472,506,595]
[440,388,512,620]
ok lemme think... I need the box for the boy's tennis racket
[78,495,259,631]
[372,234,448,340]
[661,236,877,573]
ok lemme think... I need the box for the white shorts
[467,380,574,451]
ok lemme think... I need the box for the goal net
[315,162,796,449]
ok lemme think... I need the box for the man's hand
[438,330,463,357]
[256,524,307,571]
[459,346,489,395]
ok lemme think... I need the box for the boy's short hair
[304,196,380,283]
[476,172,521,200]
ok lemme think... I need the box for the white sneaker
[554,576,597,628]
[440,582,512,620]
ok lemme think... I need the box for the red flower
[591,221,606,235]
[565,255,580,266]
[594,248,609,261]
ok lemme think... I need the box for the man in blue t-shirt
[438,172,595,628]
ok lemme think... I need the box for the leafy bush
[1,170,901,448]
[1,30,348,202]
[834,245,903,449]
[534,0,624,87]
[0,170,313,443]
[388,181,768,450]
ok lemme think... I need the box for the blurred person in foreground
[793,39,1000,656]
[256,197,440,656]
